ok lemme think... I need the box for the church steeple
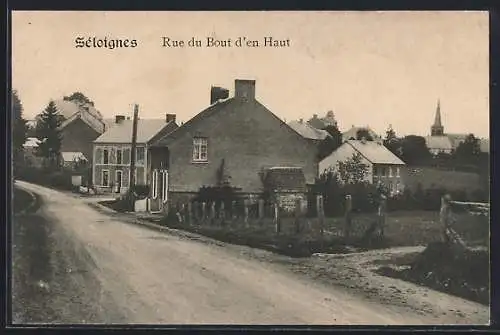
[431,99,444,136]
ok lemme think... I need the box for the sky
[12,11,489,138]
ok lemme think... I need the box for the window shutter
[95,148,103,164]
[123,148,130,164]
[109,148,116,164]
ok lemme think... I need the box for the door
[150,169,161,212]
[115,170,122,193]
[160,170,169,209]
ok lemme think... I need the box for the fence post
[440,194,452,243]
[378,194,387,237]
[317,195,324,238]
[201,202,206,224]
[295,198,302,234]
[232,200,237,220]
[188,201,193,225]
[210,201,216,225]
[274,203,280,235]
[344,195,353,240]
[244,200,249,228]
[220,201,226,227]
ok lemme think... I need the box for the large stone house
[32,99,108,167]
[319,139,406,195]
[147,79,319,213]
[92,114,178,194]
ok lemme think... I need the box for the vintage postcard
[11,11,490,326]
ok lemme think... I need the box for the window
[116,149,123,164]
[193,137,208,162]
[103,149,109,164]
[136,147,145,165]
[388,167,393,177]
[152,170,158,199]
[102,170,109,186]
[396,167,401,177]
[396,181,401,193]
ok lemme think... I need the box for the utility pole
[128,104,139,209]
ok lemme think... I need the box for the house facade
[92,115,178,194]
[147,79,319,213]
[319,139,406,195]
[31,99,107,171]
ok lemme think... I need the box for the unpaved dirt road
[12,181,488,325]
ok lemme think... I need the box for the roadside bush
[15,165,73,190]
[131,184,150,199]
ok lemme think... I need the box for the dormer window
[193,137,208,162]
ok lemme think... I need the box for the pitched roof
[151,97,308,148]
[61,151,87,162]
[263,167,307,192]
[479,138,489,153]
[342,126,381,142]
[346,140,405,165]
[425,136,453,151]
[94,119,175,144]
[23,137,40,148]
[59,109,106,134]
[287,120,330,141]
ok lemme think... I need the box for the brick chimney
[210,86,229,105]
[115,115,126,124]
[234,79,255,101]
[166,113,176,123]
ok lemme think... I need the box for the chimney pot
[115,115,126,124]
[234,79,256,101]
[166,113,176,123]
[299,118,303,123]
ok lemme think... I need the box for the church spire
[431,99,444,136]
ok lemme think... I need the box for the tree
[12,90,27,173]
[336,152,369,184]
[399,135,432,165]
[383,124,402,158]
[35,100,63,168]
[454,134,481,164]
[63,92,94,106]
[317,123,343,160]
[356,128,374,141]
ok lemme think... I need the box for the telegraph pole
[128,104,139,209]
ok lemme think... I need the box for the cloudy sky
[12,11,489,138]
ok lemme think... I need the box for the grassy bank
[14,187,34,214]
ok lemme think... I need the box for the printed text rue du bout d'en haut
[162,36,291,48]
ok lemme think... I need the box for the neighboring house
[22,137,43,168]
[425,136,454,155]
[342,126,381,142]
[147,79,320,213]
[287,119,331,144]
[319,139,406,195]
[92,114,178,194]
[307,111,338,129]
[61,151,87,169]
[33,99,107,166]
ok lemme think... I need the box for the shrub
[131,184,150,199]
